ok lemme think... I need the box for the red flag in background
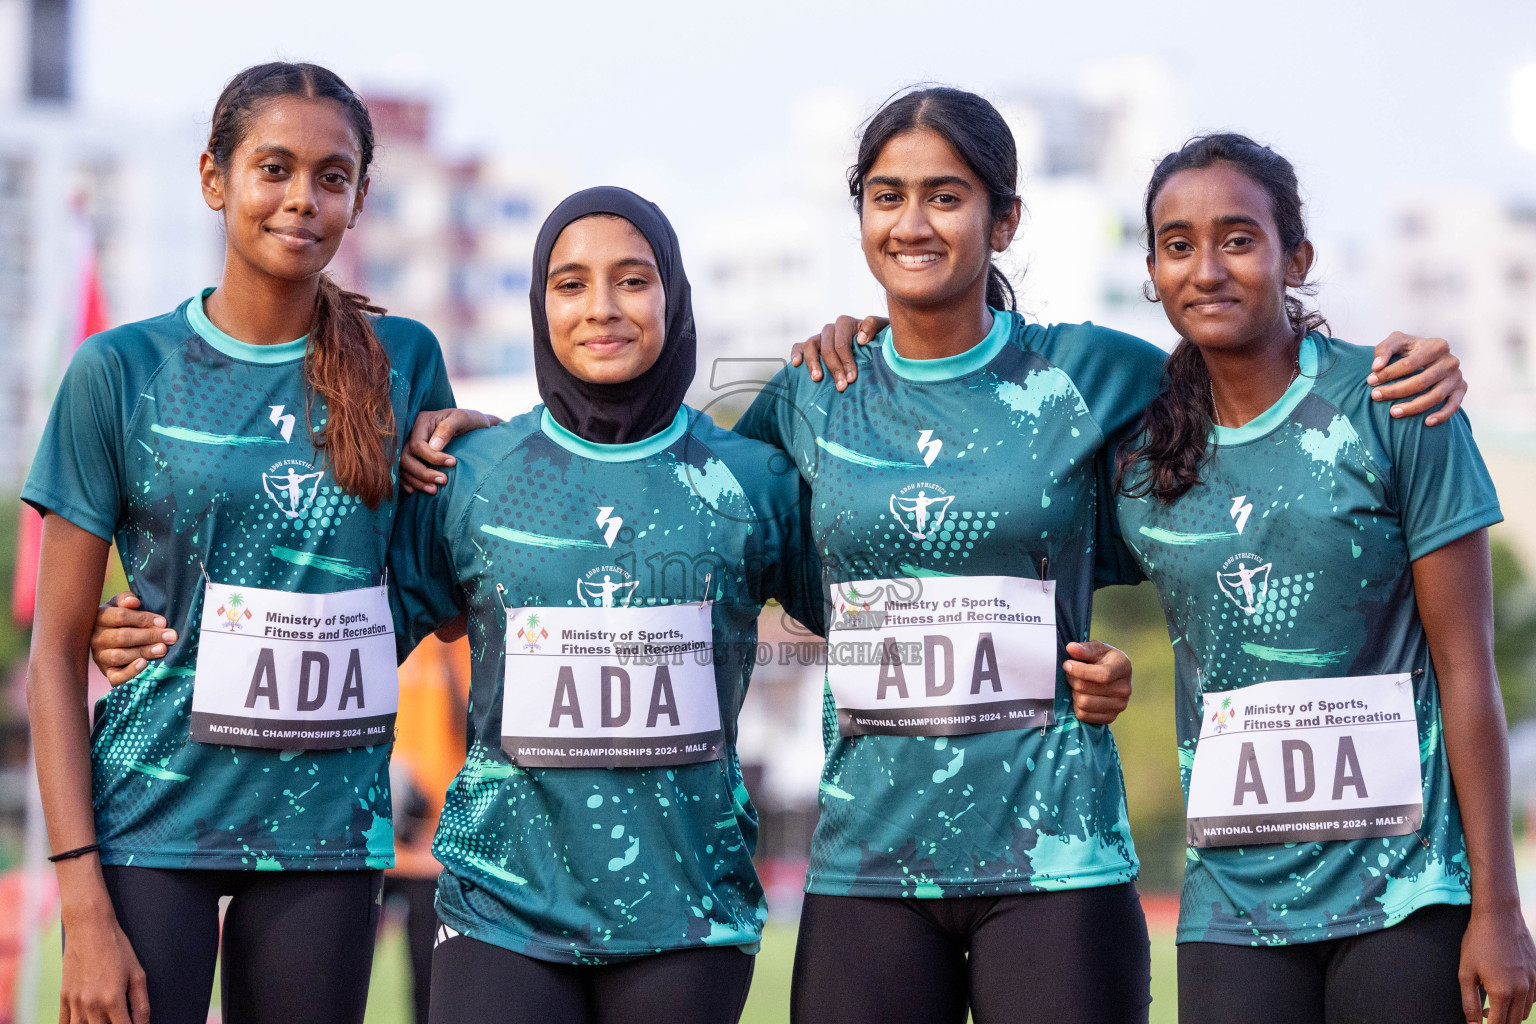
[13,197,110,627]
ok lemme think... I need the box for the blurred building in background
[330,95,561,384]
[1371,194,1536,427]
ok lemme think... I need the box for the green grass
[24,918,1178,1024]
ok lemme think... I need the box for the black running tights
[1178,902,1471,1024]
[96,864,382,1024]
[791,882,1152,1024]
[429,931,756,1024]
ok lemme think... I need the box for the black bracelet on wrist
[47,843,101,863]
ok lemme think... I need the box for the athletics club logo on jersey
[915,429,943,467]
[1217,551,1272,615]
[576,564,640,608]
[262,459,325,519]
[889,482,956,541]
[515,613,550,653]
[216,592,254,630]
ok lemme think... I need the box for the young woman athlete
[24,62,487,1024]
[382,186,826,1023]
[762,89,1468,1024]
[1114,133,1536,1024]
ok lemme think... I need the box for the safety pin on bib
[196,558,213,587]
[698,573,713,608]
[494,583,511,614]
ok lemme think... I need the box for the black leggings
[429,931,756,1024]
[97,864,383,1024]
[1178,902,1471,1024]
[791,883,1151,1024]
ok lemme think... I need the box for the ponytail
[206,62,397,508]
[985,265,1015,313]
[307,276,396,508]
[1115,339,1215,501]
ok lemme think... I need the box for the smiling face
[1148,161,1313,355]
[544,215,666,384]
[202,95,366,284]
[859,129,1020,312]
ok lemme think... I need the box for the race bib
[826,575,1057,737]
[1186,674,1422,848]
[191,582,397,750]
[501,603,724,768]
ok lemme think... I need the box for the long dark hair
[207,62,396,509]
[1117,132,1327,503]
[849,87,1020,311]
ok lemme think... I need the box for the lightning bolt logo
[916,429,942,468]
[595,506,623,547]
[1229,495,1253,535]
[269,405,295,443]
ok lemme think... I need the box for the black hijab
[530,186,697,445]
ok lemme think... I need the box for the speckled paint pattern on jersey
[388,406,819,963]
[1116,333,1500,945]
[735,310,1167,898]
[23,291,453,870]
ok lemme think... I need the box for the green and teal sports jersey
[388,405,818,963]
[734,309,1166,897]
[22,288,453,870]
[1115,332,1500,945]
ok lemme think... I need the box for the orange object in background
[385,634,470,1024]
[391,635,470,878]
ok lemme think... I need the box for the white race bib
[1186,674,1423,848]
[826,575,1057,737]
[191,582,398,750]
[500,603,723,768]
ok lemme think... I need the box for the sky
[78,0,1536,250]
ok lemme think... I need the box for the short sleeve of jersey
[734,366,802,454]
[388,483,464,662]
[22,334,132,541]
[1031,323,1167,589]
[1033,322,1167,438]
[377,315,456,420]
[700,421,825,636]
[1379,405,1502,561]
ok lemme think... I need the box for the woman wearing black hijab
[384,187,822,1024]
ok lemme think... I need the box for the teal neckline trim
[185,287,309,364]
[879,307,1012,382]
[540,405,690,462]
[1211,333,1320,446]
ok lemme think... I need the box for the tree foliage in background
[1492,533,1536,724]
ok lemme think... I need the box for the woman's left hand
[1458,903,1536,1024]
[1369,332,1466,426]
[1063,641,1132,725]
[400,409,503,495]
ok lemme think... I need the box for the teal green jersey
[22,289,454,870]
[1115,333,1500,945]
[388,405,818,963]
[734,310,1166,897]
